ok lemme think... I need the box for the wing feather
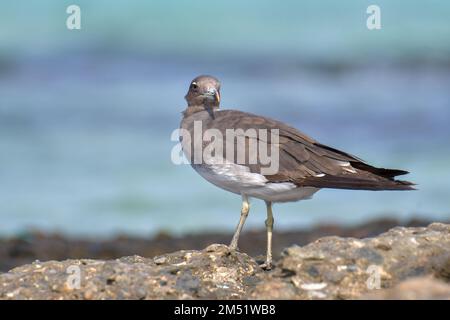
[209,110,415,190]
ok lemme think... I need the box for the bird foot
[259,262,273,271]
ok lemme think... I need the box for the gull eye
[190,82,198,90]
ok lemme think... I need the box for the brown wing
[209,110,415,191]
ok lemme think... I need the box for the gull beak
[204,88,220,104]
[215,90,220,104]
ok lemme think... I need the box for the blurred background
[1,0,449,241]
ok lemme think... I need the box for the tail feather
[298,175,416,191]
[350,162,409,179]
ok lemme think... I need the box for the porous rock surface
[1,223,449,300]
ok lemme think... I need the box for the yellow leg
[229,195,249,250]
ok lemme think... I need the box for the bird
[179,75,415,270]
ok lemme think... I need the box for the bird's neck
[183,104,219,118]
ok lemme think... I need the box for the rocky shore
[0,222,449,299]
[0,218,437,272]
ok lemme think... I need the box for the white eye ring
[190,82,198,89]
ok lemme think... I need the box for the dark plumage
[199,109,415,191]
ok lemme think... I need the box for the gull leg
[229,195,250,250]
[261,201,274,270]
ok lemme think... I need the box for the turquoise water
[0,1,449,236]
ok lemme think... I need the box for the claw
[259,262,273,271]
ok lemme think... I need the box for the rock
[0,218,439,273]
[0,244,259,300]
[361,276,450,300]
[249,222,450,299]
[0,223,449,300]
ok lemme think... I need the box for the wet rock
[0,223,449,300]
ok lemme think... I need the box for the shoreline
[1,222,449,299]
[1,217,447,272]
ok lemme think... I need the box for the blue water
[0,1,449,236]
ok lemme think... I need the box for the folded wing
[211,110,415,191]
